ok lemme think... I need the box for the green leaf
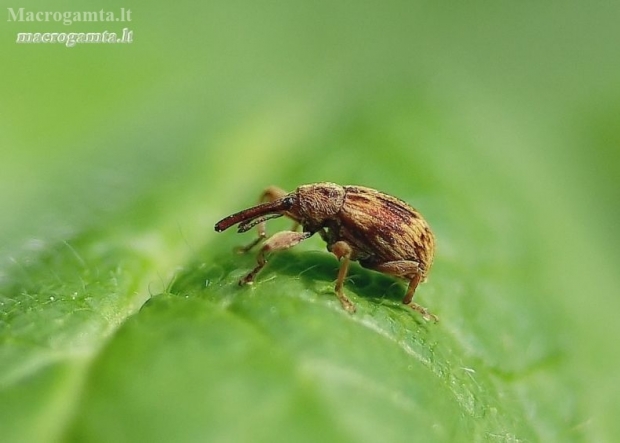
[2,1,619,443]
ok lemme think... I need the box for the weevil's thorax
[293,183,345,232]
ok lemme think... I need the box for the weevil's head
[290,183,345,230]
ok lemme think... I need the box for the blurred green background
[1,1,619,442]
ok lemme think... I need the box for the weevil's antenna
[214,196,295,232]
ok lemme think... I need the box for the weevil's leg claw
[337,292,357,314]
[369,262,437,322]
[406,302,439,322]
[239,273,256,286]
[239,265,262,285]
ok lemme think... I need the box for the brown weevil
[214,182,437,321]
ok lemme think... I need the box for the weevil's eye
[282,196,295,208]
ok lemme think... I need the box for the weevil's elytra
[214,182,437,321]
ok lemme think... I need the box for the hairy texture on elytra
[338,186,434,274]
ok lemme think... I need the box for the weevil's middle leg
[236,186,293,254]
[240,230,311,285]
[330,241,357,314]
[370,260,437,322]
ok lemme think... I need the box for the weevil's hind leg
[240,230,311,285]
[236,186,289,254]
[330,241,357,314]
[403,273,437,322]
[370,260,437,322]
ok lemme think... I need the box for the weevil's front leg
[370,260,437,322]
[330,241,357,314]
[240,230,311,285]
[236,186,289,253]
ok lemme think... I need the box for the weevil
[214,182,437,321]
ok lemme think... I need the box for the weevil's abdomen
[338,186,435,273]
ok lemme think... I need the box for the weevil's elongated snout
[214,196,295,232]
